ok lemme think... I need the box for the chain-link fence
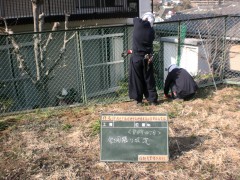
[156,15,240,88]
[0,15,239,114]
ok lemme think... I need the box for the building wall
[190,0,224,6]
[4,0,152,33]
[139,0,152,17]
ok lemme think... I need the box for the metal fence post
[221,16,227,82]
[123,25,129,76]
[76,30,87,104]
[177,21,181,66]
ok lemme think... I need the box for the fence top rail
[155,14,240,25]
[0,23,134,36]
[0,24,131,37]
[1,15,240,36]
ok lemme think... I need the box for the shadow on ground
[169,135,207,160]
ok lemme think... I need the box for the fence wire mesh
[0,16,239,114]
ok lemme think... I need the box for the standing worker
[164,64,198,100]
[128,12,158,106]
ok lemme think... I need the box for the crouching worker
[164,64,198,100]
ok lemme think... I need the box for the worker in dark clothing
[129,12,158,105]
[164,64,198,100]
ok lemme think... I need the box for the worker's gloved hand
[144,54,154,64]
[121,49,132,58]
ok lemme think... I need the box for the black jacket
[132,17,155,54]
[164,68,198,98]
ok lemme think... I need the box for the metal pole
[177,21,181,66]
[221,16,227,83]
[76,31,87,103]
[152,0,153,13]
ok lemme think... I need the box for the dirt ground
[0,85,240,180]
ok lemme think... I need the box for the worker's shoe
[149,101,158,106]
[174,98,183,102]
[135,101,143,106]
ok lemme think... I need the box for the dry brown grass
[0,85,240,180]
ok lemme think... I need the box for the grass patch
[0,121,8,131]
[0,119,18,131]
[62,124,72,131]
[168,111,177,119]
[91,119,101,136]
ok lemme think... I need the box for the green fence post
[177,22,187,66]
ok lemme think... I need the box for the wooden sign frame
[100,113,169,162]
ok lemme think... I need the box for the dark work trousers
[170,82,195,100]
[170,82,178,98]
[128,54,158,102]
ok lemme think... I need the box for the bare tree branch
[63,12,71,50]
[8,36,36,83]
[39,21,60,79]
[65,12,70,30]
[46,12,76,76]
[43,22,60,51]
[38,12,45,76]
[46,31,76,76]
[32,2,40,80]
[3,18,35,82]
[198,30,217,90]
[39,12,45,33]
[32,1,40,33]
[46,32,76,76]
[3,2,74,96]
[2,18,13,35]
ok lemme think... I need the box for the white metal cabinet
[161,36,210,80]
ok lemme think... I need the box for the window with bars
[79,0,126,8]
[0,0,139,25]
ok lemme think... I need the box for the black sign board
[100,113,169,162]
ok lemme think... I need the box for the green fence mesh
[0,16,239,114]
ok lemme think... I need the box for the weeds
[168,111,177,119]
[0,119,18,131]
[0,97,13,113]
[91,119,101,136]
[37,109,59,119]
[62,124,72,131]
[116,76,128,97]
[0,121,8,131]
[168,102,182,118]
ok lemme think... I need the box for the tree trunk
[35,79,50,108]
[32,2,41,81]
[32,1,50,107]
